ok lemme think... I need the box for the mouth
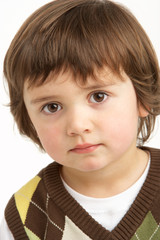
[70,143,101,154]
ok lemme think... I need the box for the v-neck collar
[43,147,160,240]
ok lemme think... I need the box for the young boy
[1,0,160,239]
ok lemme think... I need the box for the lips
[70,143,101,154]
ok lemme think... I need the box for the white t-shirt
[62,157,150,231]
[0,157,150,239]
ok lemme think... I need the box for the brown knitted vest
[5,147,160,239]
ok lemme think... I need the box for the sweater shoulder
[5,175,42,239]
[5,162,60,239]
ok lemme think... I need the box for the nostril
[66,126,91,136]
[84,128,90,132]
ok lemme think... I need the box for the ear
[138,103,149,118]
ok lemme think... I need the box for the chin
[79,160,106,173]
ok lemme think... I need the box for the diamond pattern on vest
[131,211,160,240]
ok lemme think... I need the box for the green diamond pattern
[131,211,160,240]
[25,226,41,240]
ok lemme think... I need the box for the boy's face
[24,68,146,173]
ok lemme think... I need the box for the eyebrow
[30,82,116,105]
[83,82,114,90]
[31,96,60,105]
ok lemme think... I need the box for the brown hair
[4,0,160,149]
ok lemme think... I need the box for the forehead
[25,66,125,91]
[23,67,133,107]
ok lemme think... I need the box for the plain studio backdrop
[0,0,160,221]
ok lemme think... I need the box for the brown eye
[43,103,61,114]
[90,92,107,103]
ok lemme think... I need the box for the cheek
[100,107,139,148]
[36,126,63,157]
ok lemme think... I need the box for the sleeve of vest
[0,217,14,240]
[5,195,29,240]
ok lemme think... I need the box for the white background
[0,0,160,221]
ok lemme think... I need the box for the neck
[61,148,149,198]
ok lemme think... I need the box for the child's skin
[24,66,149,198]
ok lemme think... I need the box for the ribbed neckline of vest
[43,147,160,240]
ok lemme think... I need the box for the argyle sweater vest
[5,147,160,240]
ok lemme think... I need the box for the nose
[66,107,93,137]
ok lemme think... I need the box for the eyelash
[41,102,62,114]
[41,91,108,114]
[89,91,108,103]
